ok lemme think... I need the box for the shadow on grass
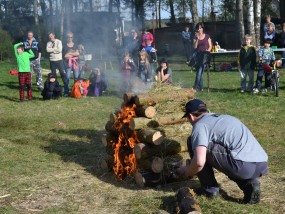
[0,81,19,90]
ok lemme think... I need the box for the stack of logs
[101,85,196,187]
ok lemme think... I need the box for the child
[155,58,172,84]
[253,39,275,93]
[71,79,90,98]
[77,44,87,79]
[138,50,151,82]
[88,68,107,97]
[41,73,62,100]
[237,34,256,93]
[121,51,136,92]
[142,40,157,80]
[14,42,35,101]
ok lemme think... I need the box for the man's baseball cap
[182,99,207,118]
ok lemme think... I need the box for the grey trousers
[30,59,42,87]
[187,138,268,194]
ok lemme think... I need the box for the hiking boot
[194,187,219,198]
[243,182,260,204]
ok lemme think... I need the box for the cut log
[137,129,164,145]
[109,113,118,123]
[99,155,114,172]
[138,156,164,173]
[154,112,187,126]
[134,88,195,106]
[134,139,187,160]
[123,92,137,105]
[135,106,156,119]
[135,171,161,187]
[105,120,117,134]
[176,187,202,214]
[129,117,159,130]
[101,133,117,147]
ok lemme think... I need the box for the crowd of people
[13,31,108,102]
[13,15,285,101]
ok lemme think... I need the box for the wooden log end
[151,157,164,173]
[152,131,164,145]
[134,143,145,159]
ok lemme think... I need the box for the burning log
[99,155,114,172]
[138,156,164,173]
[137,129,164,146]
[101,133,116,147]
[109,113,118,123]
[135,171,161,187]
[175,187,202,214]
[134,139,187,160]
[105,121,117,135]
[123,92,137,106]
[129,117,159,130]
[135,106,157,119]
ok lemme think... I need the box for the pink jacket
[141,32,154,47]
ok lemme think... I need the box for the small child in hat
[253,39,275,93]
[41,73,62,100]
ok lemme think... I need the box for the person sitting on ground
[237,34,257,93]
[264,22,276,44]
[41,73,62,100]
[71,78,90,98]
[155,58,172,84]
[142,40,157,80]
[88,68,107,97]
[138,50,151,83]
[253,39,275,94]
[175,99,268,204]
[14,42,35,102]
[121,51,136,92]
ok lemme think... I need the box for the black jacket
[238,45,257,70]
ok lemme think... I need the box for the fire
[112,104,140,180]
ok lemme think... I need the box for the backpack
[146,49,157,63]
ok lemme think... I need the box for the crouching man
[176,99,268,204]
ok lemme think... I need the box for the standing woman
[63,32,79,96]
[193,23,212,91]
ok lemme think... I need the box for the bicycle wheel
[273,72,279,97]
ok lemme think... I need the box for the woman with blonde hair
[138,50,151,82]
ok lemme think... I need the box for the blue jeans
[193,65,205,90]
[65,62,79,94]
[241,68,254,91]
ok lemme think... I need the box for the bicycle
[270,63,280,97]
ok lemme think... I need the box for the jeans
[193,64,205,90]
[65,61,79,95]
[49,60,67,94]
[30,59,42,87]
[256,68,271,90]
[240,68,254,91]
[183,41,192,62]
[187,139,268,195]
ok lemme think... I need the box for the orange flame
[112,104,139,180]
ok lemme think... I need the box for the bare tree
[254,0,261,47]
[247,0,255,43]
[34,0,41,41]
[188,0,198,26]
[169,0,176,23]
[236,0,244,46]
[280,0,285,23]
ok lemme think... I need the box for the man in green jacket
[14,42,35,101]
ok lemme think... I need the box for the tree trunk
[202,0,205,22]
[236,0,245,46]
[281,0,285,23]
[109,0,113,12]
[60,0,65,41]
[247,0,255,44]
[137,156,164,173]
[158,0,162,29]
[254,0,261,47]
[169,0,176,23]
[89,0,93,12]
[47,0,54,32]
[137,129,164,145]
[34,0,40,42]
[188,0,199,27]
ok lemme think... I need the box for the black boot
[243,181,260,204]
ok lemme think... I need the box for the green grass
[0,58,285,213]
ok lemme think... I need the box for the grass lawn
[0,58,285,214]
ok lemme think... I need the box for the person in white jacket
[46,32,68,96]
